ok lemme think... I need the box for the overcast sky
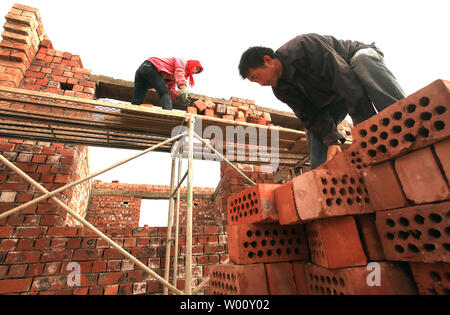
[1,0,449,224]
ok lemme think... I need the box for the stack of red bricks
[0,4,46,88]
[20,43,95,99]
[208,79,450,295]
[187,97,272,126]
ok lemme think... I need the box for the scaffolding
[0,85,310,295]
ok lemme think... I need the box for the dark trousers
[307,48,406,169]
[132,60,172,110]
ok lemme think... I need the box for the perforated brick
[306,216,367,268]
[227,184,280,225]
[292,168,373,221]
[352,79,450,165]
[375,201,450,263]
[305,261,417,295]
[227,223,309,265]
[409,262,450,295]
[207,263,268,295]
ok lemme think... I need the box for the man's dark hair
[238,46,276,79]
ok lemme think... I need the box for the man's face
[247,56,279,87]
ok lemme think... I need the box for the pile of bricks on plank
[187,97,273,126]
[206,79,450,295]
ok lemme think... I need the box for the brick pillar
[0,4,47,87]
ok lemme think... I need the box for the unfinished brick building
[0,3,449,296]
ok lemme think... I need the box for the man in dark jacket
[238,33,405,169]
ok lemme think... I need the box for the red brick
[362,161,408,211]
[5,251,41,264]
[40,250,72,262]
[46,227,78,237]
[354,214,385,261]
[409,262,450,295]
[433,138,450,181]
[227,183,280,225]
[222,115,234,121]
[306,216,367,268]
[31,276,67,291]
[304,261,417,295]
[292,261,310,295]
[186,106,197,114]
[375,201,450,263]
[14,227,47,238]
[292,168,372,221]
[265,262,297,295]
[227,222,308,264]
[352,79,450,165]
[98,272,126,285]
[0,239,17,251]
[274,180,302,225]
[394,146,450,204]
[207,263,268,295]
[0,278,32,294]
[204,108,214,117]
[193,99,207,113]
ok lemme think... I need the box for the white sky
[1,1,449,224]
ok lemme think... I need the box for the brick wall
[87,180,217,228]
[0,139,90,228]
[0,224,227,295]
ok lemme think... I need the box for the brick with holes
[265,262,297,295]
[321,146,362,175]
[292,168,373,221]
[206,263,268,295]
[351,79,450,166]
[304,261,417,295]
[362,161,408,211]
[227,184,280,225]
[306,215,367,268]
[409,262,450,295]
[226,222,309,265]
[375,200,450,263]
[394,146,450,204]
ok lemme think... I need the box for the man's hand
[326,144,342,162]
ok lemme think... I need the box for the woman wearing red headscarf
[131,57,203,110]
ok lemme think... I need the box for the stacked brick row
[353,79,450,295]
[88,180,217,228]
[0,224,227,294]
[0,138,89,228]
[187,97,273,126]
[208,79,450,295]
[0,4,46,88]
[20,44,95,99]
